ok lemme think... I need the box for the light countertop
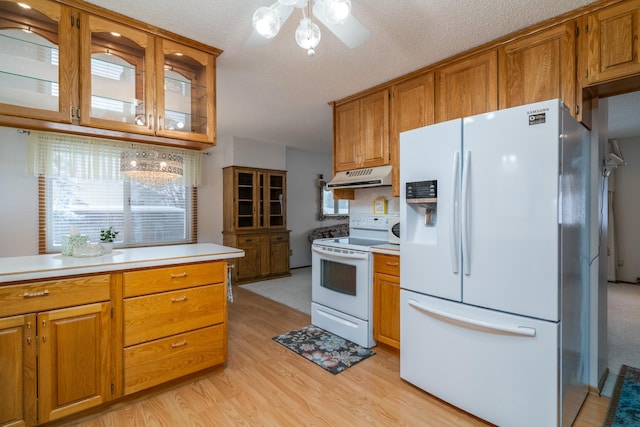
[0,243,244,283]
[371,244,400,256]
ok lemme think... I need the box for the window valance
[25,131,203,187]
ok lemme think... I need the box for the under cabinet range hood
[327,165,393,189]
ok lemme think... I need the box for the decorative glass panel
[163,53,207,135]
[0,0,60,112]
[90,31,146,126]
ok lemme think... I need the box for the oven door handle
[312,246,369,260]
[315,308,359,328]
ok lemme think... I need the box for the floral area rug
[605,365,640,426]
[272,325,375,375]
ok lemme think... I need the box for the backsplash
[350,187,399,215]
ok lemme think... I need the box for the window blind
[26,131,201,253]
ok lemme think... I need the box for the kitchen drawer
[270,232,288,243]
[237,234,262,245]
[0,275,111,317]
[123,261,225,297]
[124,324,226,395]
[124,284,225,346]
[374,253,400,277]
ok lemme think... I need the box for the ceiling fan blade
[312,1,370,49]
[245,3,295,48]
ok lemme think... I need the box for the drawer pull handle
[27,321,32,345]
[23,290,49,298]
[385,262,399,267]
[171,296,188,303]
[170,272,188,279]
[171,340,188,348]
[246,239,253,243]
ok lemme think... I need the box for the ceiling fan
[247,0,370,56]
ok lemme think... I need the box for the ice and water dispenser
[403,179,439,247]
[405,180,438,226]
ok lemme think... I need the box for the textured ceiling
[83,0,638,153]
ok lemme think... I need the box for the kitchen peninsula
[0,243,243,427]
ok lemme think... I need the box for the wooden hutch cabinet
[223,166,290,284]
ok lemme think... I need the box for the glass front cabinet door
[79,14,155,135]
[156,39,216,143]
[0,0,74,122]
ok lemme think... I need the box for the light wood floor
[69,287,609,426]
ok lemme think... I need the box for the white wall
[285,147,342,267]
[350,187,399,215]
[0,127,38,257]
[0,129,332,270]
[589,99,609,389]
[613,137,640,283]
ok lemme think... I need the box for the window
[27,132,202,253]
[44,176,194,252]
[318,178,349,220]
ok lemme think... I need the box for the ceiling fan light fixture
[295,17,321,50]
[253,5,281,39]
[322,0,351,25]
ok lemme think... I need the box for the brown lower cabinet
[0,260,228,426]
[373,252,401,350]
[0,275,112,426]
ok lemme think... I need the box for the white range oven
[311,214,395,348]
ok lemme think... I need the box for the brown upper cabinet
[499,22,577,116]
[435,50,498,123]
[79,13,217,144]
[0,0,75,123]
[583,0,640,85]
[155,39,216,143]
[0,0,219,147]
[390,72,435,196]
[79,14,155,135]
[334,88,390,172]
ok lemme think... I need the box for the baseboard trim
[597,367,610,395]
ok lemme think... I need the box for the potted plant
[99,227,119,254]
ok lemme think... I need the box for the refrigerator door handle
[449,151,460,274]
[407,298,536,337]
[461,150,471,275]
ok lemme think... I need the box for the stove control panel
[350,214,397,231]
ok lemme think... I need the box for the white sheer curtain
[25,131,203,187]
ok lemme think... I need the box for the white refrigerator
[399,100,590,427]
